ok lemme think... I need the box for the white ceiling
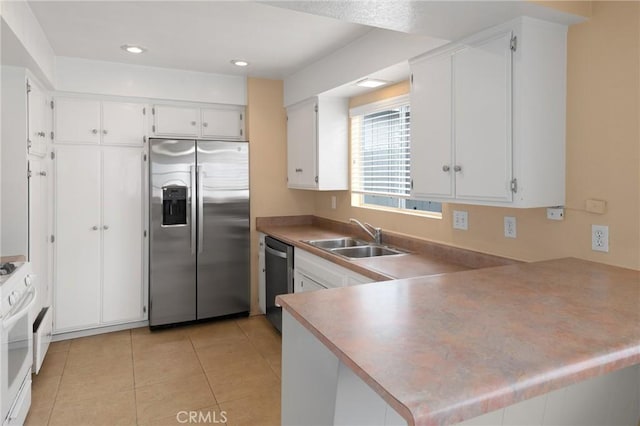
[27,1,373,79]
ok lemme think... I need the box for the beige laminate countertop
[277,258,640,426]
[257,224,472,281]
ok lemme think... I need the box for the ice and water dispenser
[162,186,188,226]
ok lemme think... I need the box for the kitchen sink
[306,237,369,249]
[331,245,406,259]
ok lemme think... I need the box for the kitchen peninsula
[277,258,640,426]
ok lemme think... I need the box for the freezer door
[149,139,197,326]
[196,141,250,319]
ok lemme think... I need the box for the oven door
[1,287,36,423]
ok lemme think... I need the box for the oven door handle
[2,287,37,329]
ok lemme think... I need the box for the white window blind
[351,95,411,198]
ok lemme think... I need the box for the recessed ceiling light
[231,59,249,67]
[355,78,388,88]
[121,44,147,54]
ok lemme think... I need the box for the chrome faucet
[349,218,382,245]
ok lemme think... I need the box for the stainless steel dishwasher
[265,236,294,332]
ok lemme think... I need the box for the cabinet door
[27,79,49,156]
[28,159,49,315]
[102,147,144,323]
[102,102,146,146]
[54,146,101,331]
[410,52,454,199]
[287,100,317,189]
[294,271,327,293]
[153,105,199,137]
[453,32,513,202]
[201,108,244,140]
[55,98,101,144]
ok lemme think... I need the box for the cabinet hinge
[50,131,54,140]
[510,36,517,52]
[27,139,32,149]
[144,230,147,237]
[50,100,54,109]
[143,107,146,115]
[152,107,155,115]
[143,154,147,162]
[510,178,518,193]
[143,306,147,314]
[50,151,55,160]
[410,73,414,84]
[315,176,318,183]
[26,81,31,93]
[314,104,318,113]
[27,168,32,179]
[152,124,156,133]
[143,136,147,144]
[239,113,243,120]
[50,235,55,243]
[240,129,243,136]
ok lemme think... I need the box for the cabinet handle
[91,129,98,134]
[103,129,108,135]
[295,168,303,173]
[103,225,109,230]
[92,226,99,230]
[454,165,462,172]
[39,171,47,177]
[442,165,450,172]
[190,121,197,126]
[202,122,208,127]
[37,131,45,137]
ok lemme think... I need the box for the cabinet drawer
[295,250,344,289]
[33,307,53,374]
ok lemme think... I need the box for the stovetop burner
[0,263,17,276]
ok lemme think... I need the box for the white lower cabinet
[294,249,375,292]
[54,144,145,333]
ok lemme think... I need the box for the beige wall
[247,78,316,313]
[315,2,640,271]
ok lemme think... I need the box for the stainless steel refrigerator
[149,139,249,327]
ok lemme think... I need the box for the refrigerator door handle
[190,165,197,254]
[197,165,204,254]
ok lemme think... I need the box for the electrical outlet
[592,225,609,252]
[453,210,468,230]
[504,216,517,238]
[547,207,564,221]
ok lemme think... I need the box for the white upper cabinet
[152,104,245,140]
[55,98,101,144]
[286,96,348,191]
[201,107,245,140]
[27,77,51,157]
[152,105,199,137]
[54,97,146,145]
[102,102,147,145]
[410,17,567,208]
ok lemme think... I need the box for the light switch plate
[453,210,468,230]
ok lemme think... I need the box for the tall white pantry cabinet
[53,96,147,333]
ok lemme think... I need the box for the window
[350,95,442,215]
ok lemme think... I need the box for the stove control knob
[24,275,32,287]
[8,291,17,306]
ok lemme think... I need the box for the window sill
[352,203,443,220]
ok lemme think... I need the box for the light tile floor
[25,315,282,426]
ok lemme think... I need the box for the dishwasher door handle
[265,245,288,259]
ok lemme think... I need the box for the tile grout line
[44,341,72,426]
[236,318,282,380]
[129,330,141,426]
[190,329,221,409]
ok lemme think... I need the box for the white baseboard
[52,320,149,341]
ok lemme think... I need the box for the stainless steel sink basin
[330,245,406,259]
[306,237,369,249]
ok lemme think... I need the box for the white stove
[0,262,36,426]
